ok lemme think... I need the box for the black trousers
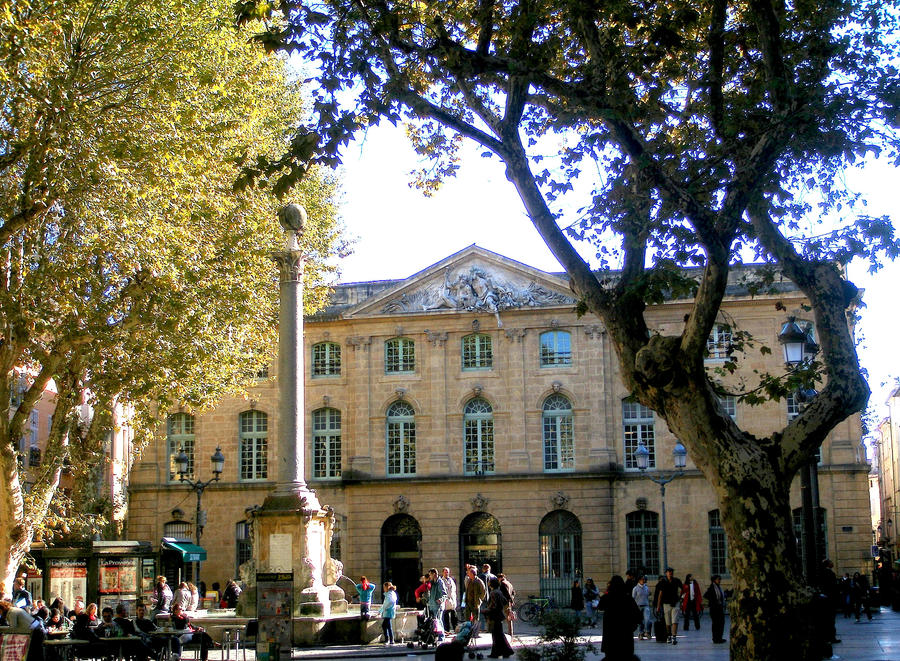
[710,607,725,642]
[683,609,701,630]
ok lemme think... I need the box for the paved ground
[210,606,900,660]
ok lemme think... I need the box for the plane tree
[235,0,900,657]
[0,0,346,592]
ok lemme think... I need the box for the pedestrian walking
[486,577,514,658]
[463,565,486,624]
[597,575,642,661]
[632,574,653,640]
[441,567,458,632]
[654,567,683,644]
[681,573,703,630]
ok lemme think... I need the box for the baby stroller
[435,620,484,661]
[409,611,441,649]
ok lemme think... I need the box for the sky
[333,122,898,428]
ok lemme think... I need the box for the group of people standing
[570,567,728,658]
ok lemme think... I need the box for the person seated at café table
[96,607,124,638]
[47,608,72,632]
[133,603,178,659]
[49,598,70,620]
[109,604,155,661]
[85,603,99,625]
[68,598,85,622]
[170,604,216,661]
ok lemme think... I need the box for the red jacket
[681,580,703,613]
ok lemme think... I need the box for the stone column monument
[241,204,346,626]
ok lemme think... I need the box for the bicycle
[516,594,558,623]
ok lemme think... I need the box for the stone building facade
[126,246,872,605]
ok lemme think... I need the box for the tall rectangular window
[543,394,574,472]
[706,323,732,360]
[626,511,659,576]
[167,413,195,481]
[623,401,655,469]
[385,338,415,373]
[312,342,342,377]
[709,510,729,576]
[239,411,268,481]
[462,334,493,370]
[236,521,252,572]
[386,401,416,475]
[540,331,572,366]
[313,408,342,478]
[464,398,494,475]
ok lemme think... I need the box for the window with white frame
[623,401,655,469]
[540,331,572,367]
[164,520,191,539]
[464,398,494,475]
[386,401,416,476]
[312,342,341,377]
[167,413,195,481]
[385,338,415,373]
[239,410,268,481]
[709,510,729,576]
[626,510,660,576]
[312,408,342,479]
[462,334,493,370]
[706,323,732,360]
[718,395,737,420]
[543,394,574,472]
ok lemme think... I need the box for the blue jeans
[381,617,394,643]
[640,605,653,634]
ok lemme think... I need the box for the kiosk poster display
[256,572,293,661]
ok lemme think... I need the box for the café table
[98,635,143,661]
[148,629,186,661]
[43,637,90,661]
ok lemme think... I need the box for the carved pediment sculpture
[381,264,575,326]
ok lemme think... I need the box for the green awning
[162,540,207,562]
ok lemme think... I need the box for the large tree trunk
[720,465,817,660]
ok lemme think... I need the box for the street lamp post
[778,316,822,586]
[634,440,688,573]
[176,446,225,586]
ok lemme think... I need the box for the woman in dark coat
[597,575,641,661]
[487,577,514,658]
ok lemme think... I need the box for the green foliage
[516,610,594,661]
[0,0,347,555]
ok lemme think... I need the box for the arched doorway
[539,510,582,605]
[459,512,502,578]
[381,514,422,606]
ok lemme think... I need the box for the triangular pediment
[343,245,575,318]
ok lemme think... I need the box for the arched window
[312,408,342,479]
[385,338,415,373]
[167,413,195,481]
[539,510,583,605]
[542,394,574,472]
[459,512,502,577]
[386,401,416,476]
[623,401,655,469]
[239,410,268,481]
[381,514,422,607]
[312,341,341,377]
[626,510,659,577]
[708,510,729,576]
[462,333,493,370]
[539,330,572,366]
[464,398,494,475]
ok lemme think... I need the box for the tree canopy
[236,0,899,658]
[0,0,347,590]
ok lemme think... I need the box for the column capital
[272,250,305,282]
